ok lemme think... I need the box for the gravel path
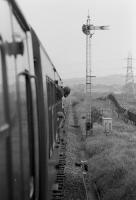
[63,105,86,200]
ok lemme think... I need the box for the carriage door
[0,38,12,200]
[9,6,39,198]
[18,70,38,200]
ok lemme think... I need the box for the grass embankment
[75,98,136,200]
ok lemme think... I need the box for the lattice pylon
[125,53,135,98]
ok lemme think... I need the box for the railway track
[52,139,67,200]
[51,102,100,200]
[52,104,86,200]
[51,103,69,200]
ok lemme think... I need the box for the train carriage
[0,0,66,199]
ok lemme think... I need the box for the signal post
[82,13,108,136]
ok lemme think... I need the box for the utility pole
[125,53,135,99]
[82,13,108,136]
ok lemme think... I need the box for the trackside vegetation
[72,90,136,200]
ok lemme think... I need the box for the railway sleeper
[58,162,65,165]
[56,179,64,183]
[57,171,65,174]
[57,168,64,171]
[56,176,64,179]
[52,194,64,198]
[57,166,65,169]
[58,160,65,163]
[55,179,64,183]
[57,171,64,174]
[57,167,65,170]
[56,175,65,178]
[56,178,64,182]
[57,183,64,187]
[58,158,65,161]
[52,190,63,194]
[56,167,64,171]
[56,173,65,175]
[52,197,64,200]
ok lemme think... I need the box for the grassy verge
[75,98,136,200]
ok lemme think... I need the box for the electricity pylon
[125,53,135,99]
[82,13,108,136]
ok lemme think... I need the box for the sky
[18,0,136,79]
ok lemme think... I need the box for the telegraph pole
[82,13,108,136]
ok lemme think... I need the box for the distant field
[72,90,136,200]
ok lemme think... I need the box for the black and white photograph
[0,0,136,199]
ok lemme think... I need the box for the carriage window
[0,51,5,127]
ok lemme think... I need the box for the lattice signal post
[82,14,108,136]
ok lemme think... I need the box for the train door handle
[18,69,37,79]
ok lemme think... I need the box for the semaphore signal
[82,13,109,136]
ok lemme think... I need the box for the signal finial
[87,10,90,19]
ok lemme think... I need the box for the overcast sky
[18,0,136,79]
